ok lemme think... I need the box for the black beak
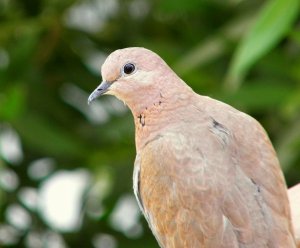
[88,81,111,104]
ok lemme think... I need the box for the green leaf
[220,80,292,111]
[0,84,27,121]
[225,0,300,91]
[14,113,86,158]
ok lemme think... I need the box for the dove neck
[132,82,194,151]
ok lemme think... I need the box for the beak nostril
[88,81,111,104]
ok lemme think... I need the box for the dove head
[88,47,182,115]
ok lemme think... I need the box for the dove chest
[133,147,182,247]
[132,131,232,247]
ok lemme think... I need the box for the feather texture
[89,47,296,247]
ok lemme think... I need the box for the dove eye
[123,63,136,75]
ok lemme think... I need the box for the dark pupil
[124,63,135,74]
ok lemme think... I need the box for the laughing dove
[88,47,297,247]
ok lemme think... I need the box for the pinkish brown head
[88,47,178,114]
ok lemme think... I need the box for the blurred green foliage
[0,0,299,247]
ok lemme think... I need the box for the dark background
[0,0,299,247]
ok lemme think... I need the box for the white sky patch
[64,0,118,33]
[84,50,106,75]
[109,194,143,238]
[5,204,32,231]
[27,157,55,181]
[0,168,19,192]
[61,83,128,125]
[43,231,67,248]
[38,169,90,232]
[18,187,39,211]
[61,83,109,124]
[0,224,20,246]
[25,231,43,248]
[25,230,67,248]
[0,125,23,165]
[105,97,128,115]
[92,233,117,248]
[0,48,9,69]
[86,168,113,219]
[129,0,150,19]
